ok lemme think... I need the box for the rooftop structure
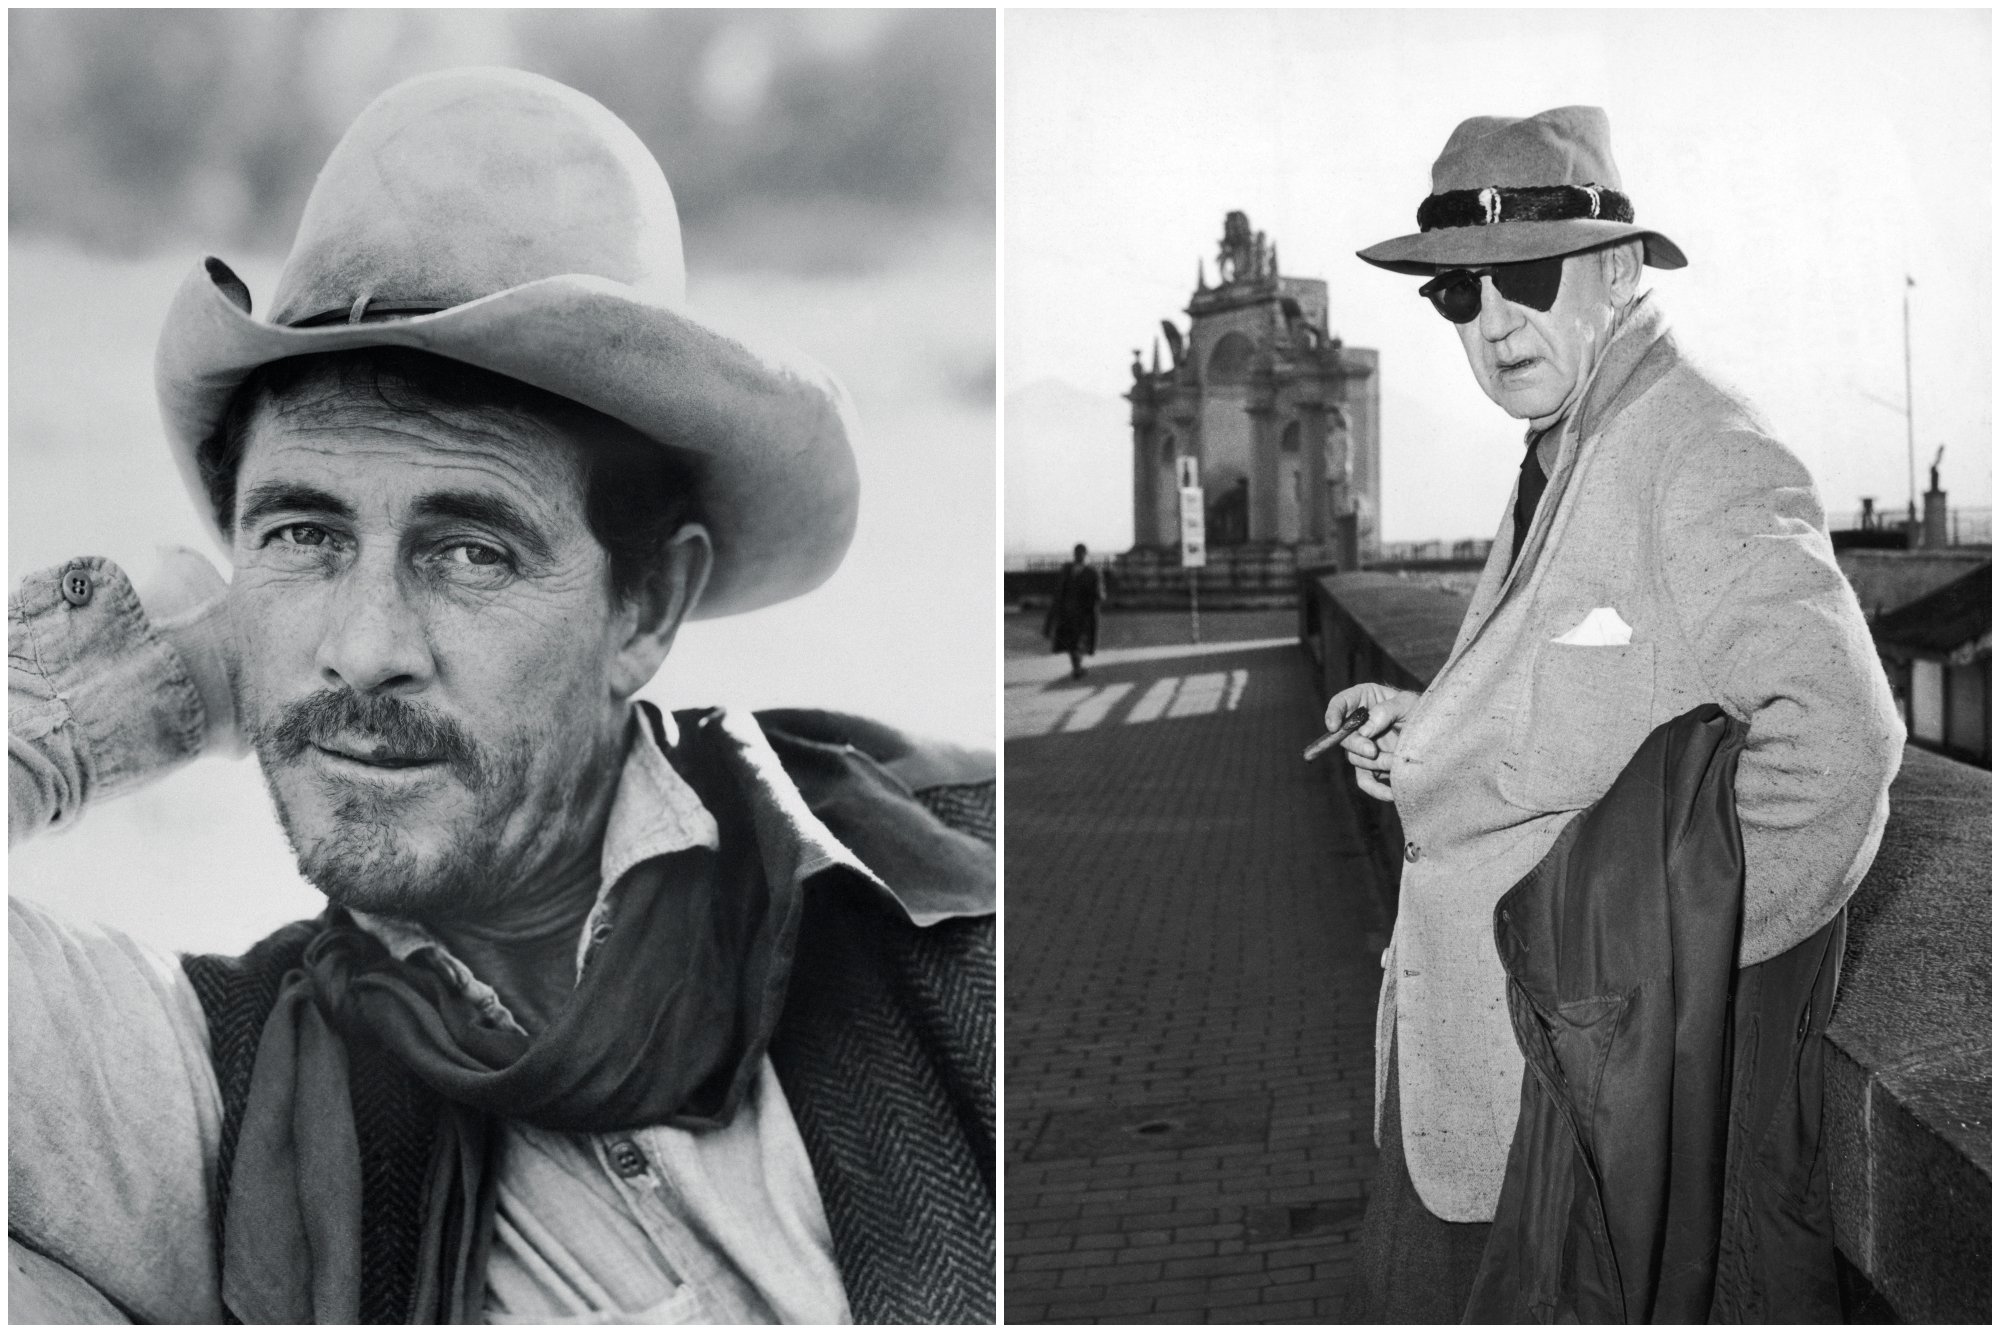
[1127,212,1380,569]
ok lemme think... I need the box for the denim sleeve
[8,557,208,846]
[8,557,225,1320]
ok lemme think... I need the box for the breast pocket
[1496,640,1656,812]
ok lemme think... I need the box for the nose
[1475,274,1523,342]
[314,551,435,695]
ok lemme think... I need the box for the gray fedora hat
[1357,105,1687,276]
[155,67,860,620]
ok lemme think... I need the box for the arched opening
[1205,331,1255,385]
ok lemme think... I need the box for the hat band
[288,300,446,329]
[1417,184,1633,232]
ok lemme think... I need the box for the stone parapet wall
[1821,744,1991,1323]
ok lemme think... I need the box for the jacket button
[608,1139,648,1179]
[60,569,93,608]
[1404,842,1421,863]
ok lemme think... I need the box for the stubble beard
[248,684,626,925]
[249,685,541,922]
[256,737,529,921]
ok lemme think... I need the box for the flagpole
[1904,276,1916,526]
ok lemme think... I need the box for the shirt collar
[349,701,891,1028]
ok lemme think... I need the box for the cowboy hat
[1357,105,1686,276]
[155,66,860,620]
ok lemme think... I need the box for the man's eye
[273,523,329,548]
[446,542,509,568]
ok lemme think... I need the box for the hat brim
[1357,219,1686,276]
[155,259,860,620]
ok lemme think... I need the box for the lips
[314,742,444,769]
[1497,355,1538,376]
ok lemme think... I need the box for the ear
[608,522,713,700]
[1603,240,1644,307]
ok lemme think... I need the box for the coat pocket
[1497,640,1656,812]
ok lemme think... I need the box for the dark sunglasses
[1418,256,1565,323]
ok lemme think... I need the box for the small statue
[1219,210,1254,283]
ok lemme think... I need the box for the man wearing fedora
[1324,107,1900,1318]
[9,69,992,1324]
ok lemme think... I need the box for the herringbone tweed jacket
[183,709,995,1324]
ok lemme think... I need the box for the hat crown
[1429,105,1624,195]
[269,67,685,325]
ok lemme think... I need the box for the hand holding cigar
[1303,706,1370,762]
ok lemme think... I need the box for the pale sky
[1006,8,1992,551]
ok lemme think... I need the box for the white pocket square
[1552,606,1633,646]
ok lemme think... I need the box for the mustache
[259,689,491,788]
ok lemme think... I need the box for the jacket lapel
[1427,296,1676,688]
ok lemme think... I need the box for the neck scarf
[220,718,800,1323]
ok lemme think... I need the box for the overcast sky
[1006,8,1991,551]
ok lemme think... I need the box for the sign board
[1179,486,1207,568]
[1175,455,1201,490]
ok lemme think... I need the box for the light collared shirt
[9,556,854,1324]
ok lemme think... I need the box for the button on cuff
[61,568,94,607]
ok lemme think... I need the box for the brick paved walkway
[1005,637,1395,1323]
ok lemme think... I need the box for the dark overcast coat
[1464,704,1845,1322]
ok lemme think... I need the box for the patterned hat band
[1417,184,1634,232]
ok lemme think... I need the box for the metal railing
[1377,537,1494,564]
[1829,506,1991,546]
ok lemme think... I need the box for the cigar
[1303,706,1370,762]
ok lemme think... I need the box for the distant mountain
[1006,378,1132,556]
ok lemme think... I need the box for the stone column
[1130,404,1158,550]
[1245,370,1279,542]
[1170,402,1200,549]
[1923,482,1949,549]
[1295,393,1329,544]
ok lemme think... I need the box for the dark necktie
[1508,430,1550,576]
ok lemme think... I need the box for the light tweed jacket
[1379,293,1903,1222]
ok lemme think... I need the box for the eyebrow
[236,483,355,531]
[412,490,556,565]
[234,482,556,565]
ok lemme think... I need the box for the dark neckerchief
[218,712,799,1323]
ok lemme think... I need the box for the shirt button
[60,569,93,608]
[607,1138,649,1179]
[1404,841,1421,863]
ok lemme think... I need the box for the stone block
[1824,744,1991,1322]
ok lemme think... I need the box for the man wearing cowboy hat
[9,68,992,1324]
[1324,107,1901,1318]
